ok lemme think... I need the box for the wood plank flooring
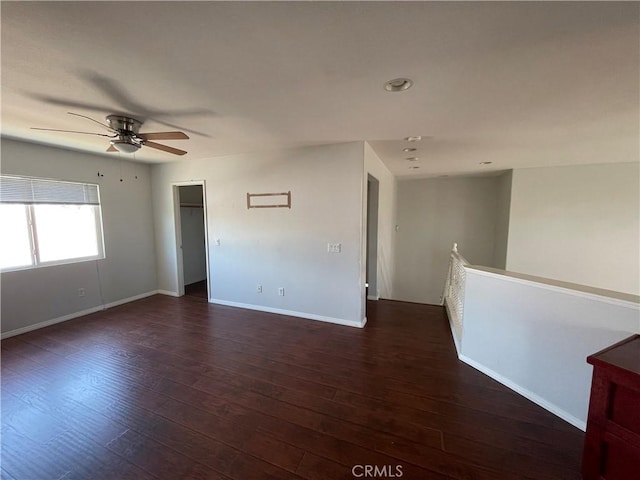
[185,280,207,299]
[1,296,584,479]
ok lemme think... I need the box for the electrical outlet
[78,288,85,297]
[278,287,285,296]
[257,284,262,293]
[327,243,341,253]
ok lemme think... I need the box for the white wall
[460,266,639,430]
[363,143,396,299]
[507,163,640,295]
[151,142,366,327]
[1,138,157,335]
[393,176,501,304]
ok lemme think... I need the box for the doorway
[173,182,210,300]
[366,174,379,300]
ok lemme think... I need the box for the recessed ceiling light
[406,157,419,161]
[384,78,413,92]
[479,161,493,165]
[402,147,417,152]
[404,136,422,142]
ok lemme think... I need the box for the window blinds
[0,176,100,205]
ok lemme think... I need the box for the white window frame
[0,176,106,272]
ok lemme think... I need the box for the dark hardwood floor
[185,280,208,299]
[1,296,584,479]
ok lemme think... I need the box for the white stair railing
[442,243,469,351]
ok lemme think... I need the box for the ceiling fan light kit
[110,138,141,153]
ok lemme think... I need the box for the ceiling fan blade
[149,117,212,138]
[143,140,187,156]
[31,127,114,137]
[106,145,117,152]
[138,131,189,141]
[68,112,117,132]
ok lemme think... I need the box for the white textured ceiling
[1,2,638,178]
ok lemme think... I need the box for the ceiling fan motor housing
[106,115,142,135]
[107,115,143,153]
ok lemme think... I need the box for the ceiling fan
[32,112,189,156]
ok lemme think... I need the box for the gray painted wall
[507,163,640,295]
[179,184,204,206]
[393,175,501,304]
[178,185,207,285]
[4,136,635,338]
[179,206,207,285]
[151,142,367,326]
[366,175,379,298]
[1,138,157,335]
[492,171,512,269]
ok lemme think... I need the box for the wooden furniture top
[587,334,640,376]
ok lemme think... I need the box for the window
[0,175,105,271]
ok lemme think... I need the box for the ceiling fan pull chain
[133,152,139,179]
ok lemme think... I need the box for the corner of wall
[363,143,397,300]
[492,169,513,270]
[152,142,367,325]
[148,164,162,292]
[0,139,158,335]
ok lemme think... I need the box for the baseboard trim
[103,290,159,309]
[157,290,181,297]
[367,295,379,301]
[377,298,443,307]
[1,290,159,340]
[1,306,104,340]
[459,354,586,431]
[210,299,366,328]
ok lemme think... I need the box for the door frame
[366,174,380,301]
[172,180,211,300]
